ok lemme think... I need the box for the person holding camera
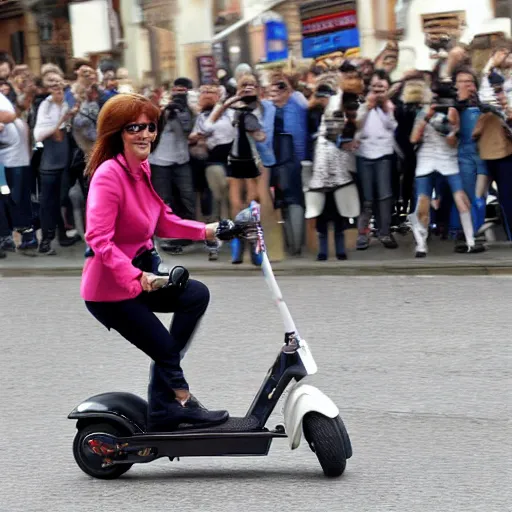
[453,67,489,235]
[355,69,398,250]
[149,78,197,253]
[408,83,485,257]
[206,73,267,263]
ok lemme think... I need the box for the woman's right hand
[140,272,153,292]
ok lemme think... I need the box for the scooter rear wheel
[303,412,348,478]
[73,423,133,480]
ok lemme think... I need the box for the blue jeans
[85,280,210,423]
[458,143,488,204]
[451,143,488,231]
[416,172,463,197]
[358,155,393,202]
[0,166,33,237]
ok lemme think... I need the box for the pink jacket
[80,154,206,302]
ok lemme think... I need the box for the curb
[3,264,512,277]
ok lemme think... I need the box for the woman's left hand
[140,272,153,292]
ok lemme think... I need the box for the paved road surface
[0,276,510,512]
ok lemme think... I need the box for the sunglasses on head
[124,122,157,134]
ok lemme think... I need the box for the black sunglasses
[124,122,157,134]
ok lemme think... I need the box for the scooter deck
[85,417,287,464]
[149,415,263,434]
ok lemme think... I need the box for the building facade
[1,0,511,85]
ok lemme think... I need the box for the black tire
[73,423,132,480]
[336,415,353,459]
[303,412,347,478]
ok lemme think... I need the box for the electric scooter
[68,201,352,480]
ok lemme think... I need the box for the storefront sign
[69,0,113,58]
[197,55,216,84]
[264,20,288,62]
[302,10,357,36]
[302,27,359,58]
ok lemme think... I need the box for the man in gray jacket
[149,77,196,252]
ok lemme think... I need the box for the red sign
[302,10,357,36]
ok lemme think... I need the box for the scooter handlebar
[146,265,190,291]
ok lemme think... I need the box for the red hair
[85,93,160,178]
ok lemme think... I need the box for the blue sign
[265,20,288,62]
[302,27,360,58]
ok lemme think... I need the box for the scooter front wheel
[303,412,349,478]
[73,423,133,480]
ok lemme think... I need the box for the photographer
[454,67,489,235]
[206,73,268,264]
[355,69,398,250]
[149,78,197,253]
[408,81,484,256]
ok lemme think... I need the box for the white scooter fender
[282,382,339,450]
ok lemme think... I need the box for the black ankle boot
[148,398,229,432]
[317,232,328,261]
[334,230,346,260]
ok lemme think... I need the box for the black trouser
[316,191,344,235]
[39,170,66,241]
[190,156,212,218]
[150,162,196,220]
[487,154,512,240]
[399,150,417,214]
[85,280,210,422]
[0,166,33,237]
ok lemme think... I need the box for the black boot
[147,398,229,432]
[39,229,56,255]
[317,232,328,261]
[335,230,347,260]
[58,231,81,247]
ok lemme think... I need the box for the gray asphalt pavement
[0,276,510,512]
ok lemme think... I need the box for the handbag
[131,248,164,274]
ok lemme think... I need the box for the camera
[431,80,457,113]
[240,95,258,105]
[324,110,346,143]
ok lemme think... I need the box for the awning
[212,0,287,43]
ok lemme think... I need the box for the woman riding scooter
[81,93,240,432]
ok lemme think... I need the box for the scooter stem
[260,250,298,335]
[245,200,299,336]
